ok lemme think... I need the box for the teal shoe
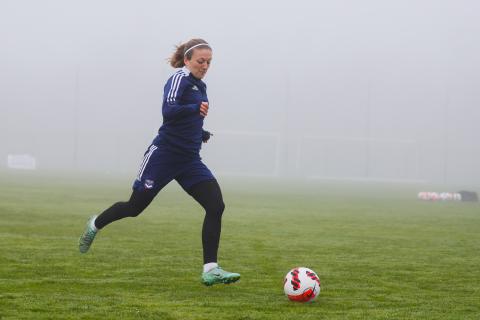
[79,216,98,253]
[201,267,240,286]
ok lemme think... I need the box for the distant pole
[443,87,450,185]
[280,69,290,178]
[365,79,371,179]
[73,64,79,171]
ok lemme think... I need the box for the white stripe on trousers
[136,145,158,181]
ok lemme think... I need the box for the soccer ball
[284,267,321,302]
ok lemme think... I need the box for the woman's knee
[126,190,155,217]
[126,205,144,217]
[207,200,225,218]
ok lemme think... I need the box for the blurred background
[1,0,479,188]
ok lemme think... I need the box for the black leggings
[94,179,225,264]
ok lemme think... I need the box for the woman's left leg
[178,160,240,286]
[187,179,225,264]
[186,179,240,285]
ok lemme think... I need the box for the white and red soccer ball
[284,267,321,302]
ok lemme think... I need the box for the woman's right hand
[200,102,209,117]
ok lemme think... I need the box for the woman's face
[184,48,212,79]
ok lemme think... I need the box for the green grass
[0,171,479,319]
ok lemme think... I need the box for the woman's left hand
[202,130,212,143]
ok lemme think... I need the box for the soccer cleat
[201,267,240,286]
[79,215,98,253]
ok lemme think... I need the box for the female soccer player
[78,38,240,286]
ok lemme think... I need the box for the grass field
[0,171,479,319]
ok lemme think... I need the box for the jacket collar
[182,66,204,82]
[181,66,191,76]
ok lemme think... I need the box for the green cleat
[201,267,240,286]
[79,216,98,253]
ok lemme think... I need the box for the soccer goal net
[295,135,423,182]
[201,130,281,177]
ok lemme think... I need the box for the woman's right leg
[95,144,171,229]
[78,189,156,253]
[79,144,167,253]
[94,189,156,229]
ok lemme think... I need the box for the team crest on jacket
[144,179,154,189]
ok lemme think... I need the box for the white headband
[184,43,211,56]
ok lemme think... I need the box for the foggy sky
[1,0,479,187]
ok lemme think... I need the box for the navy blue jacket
[154,67,208,158]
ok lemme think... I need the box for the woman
[78,38,240,286]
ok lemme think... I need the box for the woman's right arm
[163,74,200,119]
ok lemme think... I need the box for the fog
[1,0,479,187]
